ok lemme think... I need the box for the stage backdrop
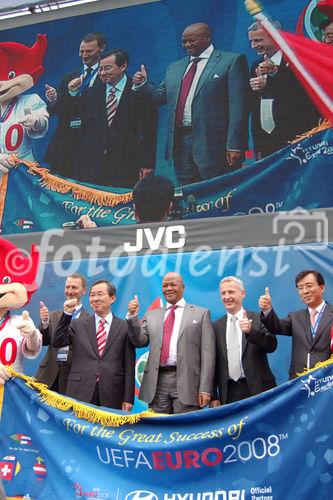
[0,0,331,234]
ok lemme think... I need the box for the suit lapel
[194,50,221,99]
[219,316,228,362]
[103,316,122,355]
[86,315,99,357]
[178,303,193,339]
[301,309,313,346]
[158,307,166,345]
[312,304,332,345]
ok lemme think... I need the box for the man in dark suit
[53,280,135,410]
[133,22,249,185]
[248,21,320,159]
[72,49,158,188]
[211,276,277,406]
[44,32,106,177]
[127,272,215,414]
[35,273,88,394]
[259,270,333,379]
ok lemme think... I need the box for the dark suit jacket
[141,49,249,175]
[35,308,89,394]
[53,312,135,409]
[250,57,320,158]
[76,77,158,187]
[128,303,215,406]
[45,67,104,177]
[261,304,333,379]
[213,311,277,404]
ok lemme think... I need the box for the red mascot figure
[0,237,42,384]
[0,34,48,174]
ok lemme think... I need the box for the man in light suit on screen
[127,272,215,414]
[133,22,249,185]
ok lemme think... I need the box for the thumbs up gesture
[45,84,57,104]
[258,287,272,312]
[238,310,253,333]
[132,64,148,85]
[128,295,140,316]
[258,54,277,76]
[17,311,38,338]
[39,301,50,323]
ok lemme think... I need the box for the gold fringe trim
[10,154,133,207]
[7,367,155,427]
[296,354,333,377]
[288,119,331,144]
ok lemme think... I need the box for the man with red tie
[53,280,135,410]
[127,272,215,414]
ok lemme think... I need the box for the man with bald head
[133,22,248,185]
[128,272,215,414]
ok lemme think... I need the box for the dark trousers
[226,378,251,404]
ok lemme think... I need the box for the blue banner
[0,360,332,499]
[1,127,333,234]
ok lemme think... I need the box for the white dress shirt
[94,311,113,340]
[163,298,186,365]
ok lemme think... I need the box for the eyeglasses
[297,283,317,292]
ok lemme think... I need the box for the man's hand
[68,75,84,93]
[128,295,139,316]
[198,392,211,408]
[39,301,50,323]
[122,402,133,412]
[238,310,252,334]
[45,84,57,104]
[258,287,272,312]
[0,365,10,385]
[226,150,244,169]
[76,214,97,228]
[132,64,148,85]
[139,168,153,180]
[249,70,266,92]
[17,311,38,338]
[257,55,277,76]
[64,299,77,315]
[209,399,221,408]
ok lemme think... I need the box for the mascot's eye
[2,276,11,284]
[8,71,16,79]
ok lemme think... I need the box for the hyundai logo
[125,491,158,500]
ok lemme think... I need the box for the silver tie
[227,315,242,381]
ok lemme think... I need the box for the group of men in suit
[43,19,320,189]
[33,268,332,415]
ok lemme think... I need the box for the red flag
[275,29,333,123]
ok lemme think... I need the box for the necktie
[227,315,242,381]
[106,88,117,126]
[81,67,94,91]
[160,305,178,365]
[310,309,318,328]
[96,318,107,357]
[175,58,200,126]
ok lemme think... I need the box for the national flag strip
[244,0,333,123]
[11,433,32,445]
[0,456,20,481]
[330,324,333,352]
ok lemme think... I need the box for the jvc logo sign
[124,226,186,252]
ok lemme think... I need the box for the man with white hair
[211,276,277,405]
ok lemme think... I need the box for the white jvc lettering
[124,226,186,252]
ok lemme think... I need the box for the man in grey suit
[35,273,88,394]
[211,276,276,406]
[133,22,249,185]
[127,272,215,414]
[259,270,333,379]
